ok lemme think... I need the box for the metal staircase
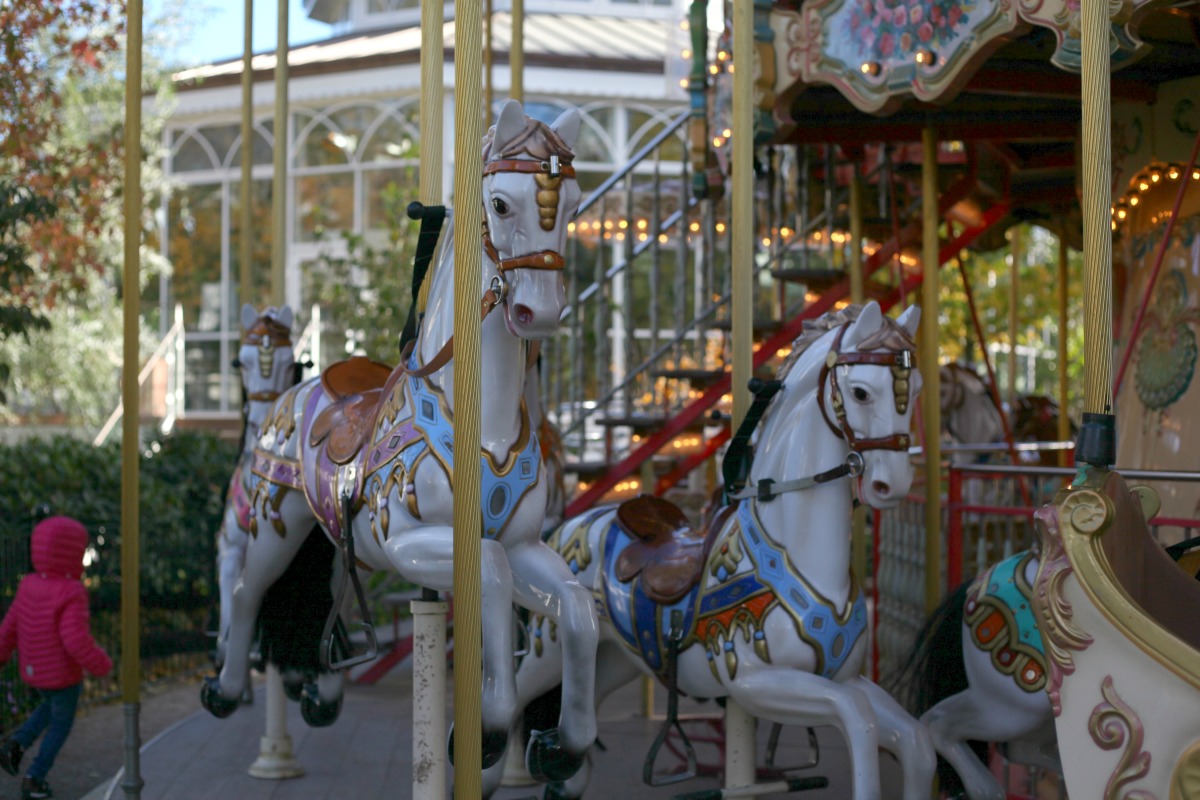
[548,120,1018,517]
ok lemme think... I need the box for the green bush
[0,429,238,610]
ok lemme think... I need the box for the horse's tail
[885,579,988,795]
[258,525,336,676]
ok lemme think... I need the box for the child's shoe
[21,776,51,799]
[0,739,21,776]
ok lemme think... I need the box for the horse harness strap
[817,322,914,453]
[398,288,503,378]
[399,202,447,355]
[726,452,865,502]
[722,378,784,501]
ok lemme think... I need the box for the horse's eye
[852,387,870,403]
[491,197,510,215]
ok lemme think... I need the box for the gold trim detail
[1062,471,1200,693]
[1088,675,1156,800]
[1170,740,1200,800]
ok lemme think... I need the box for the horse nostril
[514,304,534,326]
[872,480,890,498]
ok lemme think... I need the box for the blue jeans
[13,683,81,781]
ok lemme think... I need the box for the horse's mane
[481,116,576,165]
[775,304,915,383]
[943,362,989,396]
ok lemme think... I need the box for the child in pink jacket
[0,516,113,800]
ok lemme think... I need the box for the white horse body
[205,100,599,776]
[488,303,937,799]
[214,304,296,668]
[940,363,1005,462]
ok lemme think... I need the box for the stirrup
[319,479,379,671]
[766,723,820,772]
[643,610,697,786]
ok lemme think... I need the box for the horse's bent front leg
[846,676,936,800]
[726,669,882,800]
[507,540,598,777]
[383,529,517,762]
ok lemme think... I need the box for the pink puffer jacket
[0,517,113,689]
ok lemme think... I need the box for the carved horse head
[236,303,296,440]
[480,100,581,339]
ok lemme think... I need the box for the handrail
[93,303,185,446]
[574,111,689,219]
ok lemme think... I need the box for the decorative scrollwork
[1088,675,1156,800]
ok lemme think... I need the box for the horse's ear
[241,303,258,331]
[550,108,581,150]
[492,99,527,156]
[276,305,294,331]
[896,304,921,338]
[843,301,883,349]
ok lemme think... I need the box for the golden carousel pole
[725,0,757,789]
[411,0,447,796]
[921,126,942,612]
[1057,229,1071,467]
[452,0,485,794]
[270,0,288,308]
[510,0,524,103]
[121,1,144,796]
[485,0,493,120]
[1077,0,1116,464]
[239,0,254,307]
[849,162,868,598]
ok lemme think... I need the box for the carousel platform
[78,656,904,800]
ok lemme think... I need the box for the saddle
[614,494,729,605]
[309,357,395,465]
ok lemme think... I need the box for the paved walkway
[71,656,903,800]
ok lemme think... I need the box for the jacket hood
[31,516,88,579]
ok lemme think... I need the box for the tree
[0,1,182,423]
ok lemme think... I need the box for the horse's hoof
[543,782,572,800]
[200,676,239,719]
[446,725,508,769]
[299,683,342,727]
[526,729,584,783]
[282,677,304,702]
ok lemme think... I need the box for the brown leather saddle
[309,357,396,465]
[613,494,731,605]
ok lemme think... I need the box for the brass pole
[270,0,288,308]
[240,0,254,306]
[510,0,524,103]
[727,0,756,788]
[452,0,484,794]
[849,163,868,596]
[485,0,493,122]
[121,1,144,796]
[1057,230,1071,466]
[1080,0,1113,412]
[1009,225,1022,406]
[416,0,444,315]
[921,127,942,611]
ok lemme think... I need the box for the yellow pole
[726,0,756,789]
[510,0,524,103]
[1080,0,1113,413]
[848,164,869,599]
[921,126,942,612]
[452,0,484,794]
[270,0,288,308]
[240,0,254,306]
[1057,230,1071,466]
[416,0,444,316]
[122,1,144,796]
[485,0,493,122]
[1009,225,1022,406]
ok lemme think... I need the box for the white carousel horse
[202,100,599,779]
[214,303,297,670]
[1033,467,1200,800]
[486,302,937,799]
[939,362,1004,462]
[525,357,566,533]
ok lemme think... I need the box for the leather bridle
[817,321,915,454]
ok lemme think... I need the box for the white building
[159,0,690,420]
